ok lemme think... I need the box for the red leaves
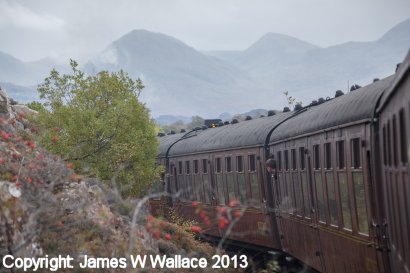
[164,233,172,240]
[233,210,242,218]
[1,130,9,141]
[191,226,202,234]
[217,206,227,215]
[51,135,59,144]
[147,215,155,223]
[17,112,25,121]
[218,216,229,229]
[66,163,74,169]
[26,141,36,150]
[26,177,33,184]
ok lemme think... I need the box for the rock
[0,86,11,114]
[12,104,38,116]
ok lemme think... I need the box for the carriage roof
[269,75,395,143]
[167,112,292,156]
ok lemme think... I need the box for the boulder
[0,86,11,114]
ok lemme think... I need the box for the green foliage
[26,101,45,112]
[34,59,159,198]
[186,115,204,130]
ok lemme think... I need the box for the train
[149,51,410,273]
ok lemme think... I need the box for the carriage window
[277,151,282,170]
[299,147,305,170]
[387,121,392,166]
[249,154,256,172]
[178,161,183,174]
[215,158,221,173]
[313,145,320,170]
[236,156,243,172]
[393,115,398,167]
[185,161,190,174]
[337,141,345,169]
[325,143,332,170]
[291,149,297,170]
[383,127,387,165]
[351,138,361,169]
[237,155,246,203]
[284,150,289,170]
[202,159,208,173]
[399,109,408,163]
[225,157,232,172]
[194,160,199,174]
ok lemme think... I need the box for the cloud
[0,0,64,31]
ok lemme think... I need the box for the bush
[33,60,159,198]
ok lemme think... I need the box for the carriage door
[305,141,325,272]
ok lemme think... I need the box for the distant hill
[155,115,192,126]
[0,82,37,103]
[1,18,409,117]
[84,29,258,117]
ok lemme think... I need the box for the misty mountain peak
[246,32,319,54]
[379,18,410,43]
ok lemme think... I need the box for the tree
[26,101,45,112]
[186,115,205,130]
[34,60,159,198]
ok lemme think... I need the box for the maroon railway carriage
[268,76,395,272]
[163,112,293,249]
[150,52,410,273]
[376,52,410,273]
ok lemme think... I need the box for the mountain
[1,19,409,117]
[155,115,192,126]
[208,19,410,106]
[0,51,30,85]
[85,29,262,116]
[0,82,37,103]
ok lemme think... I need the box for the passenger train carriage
[150,51,410,273]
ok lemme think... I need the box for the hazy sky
[0,0,409,63]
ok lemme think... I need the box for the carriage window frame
[325,143,332,170]
[248,154,256,172]
[277,151,282,171]
[178,161,183,175]
[225,156,232,173]
[399,109,408,164]
[313,145,320,170]
[351,138,361,169]
[185,161,190,175]
[193,160,199,174]
[299,147,306,170]
[392,115,398,167]
[291,149,297,170]
[202,159,208,173]
[236,155,244,173]
[337,141,345,169]
[387,121,392,166]
[284,150,289,170]
[215,157,222,173]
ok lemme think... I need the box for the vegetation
[32,60,159,198]
[160,115,205,133]
[283,91,302,110]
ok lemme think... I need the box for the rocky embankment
[0,87,237,273]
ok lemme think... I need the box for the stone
[0,87,11,114]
